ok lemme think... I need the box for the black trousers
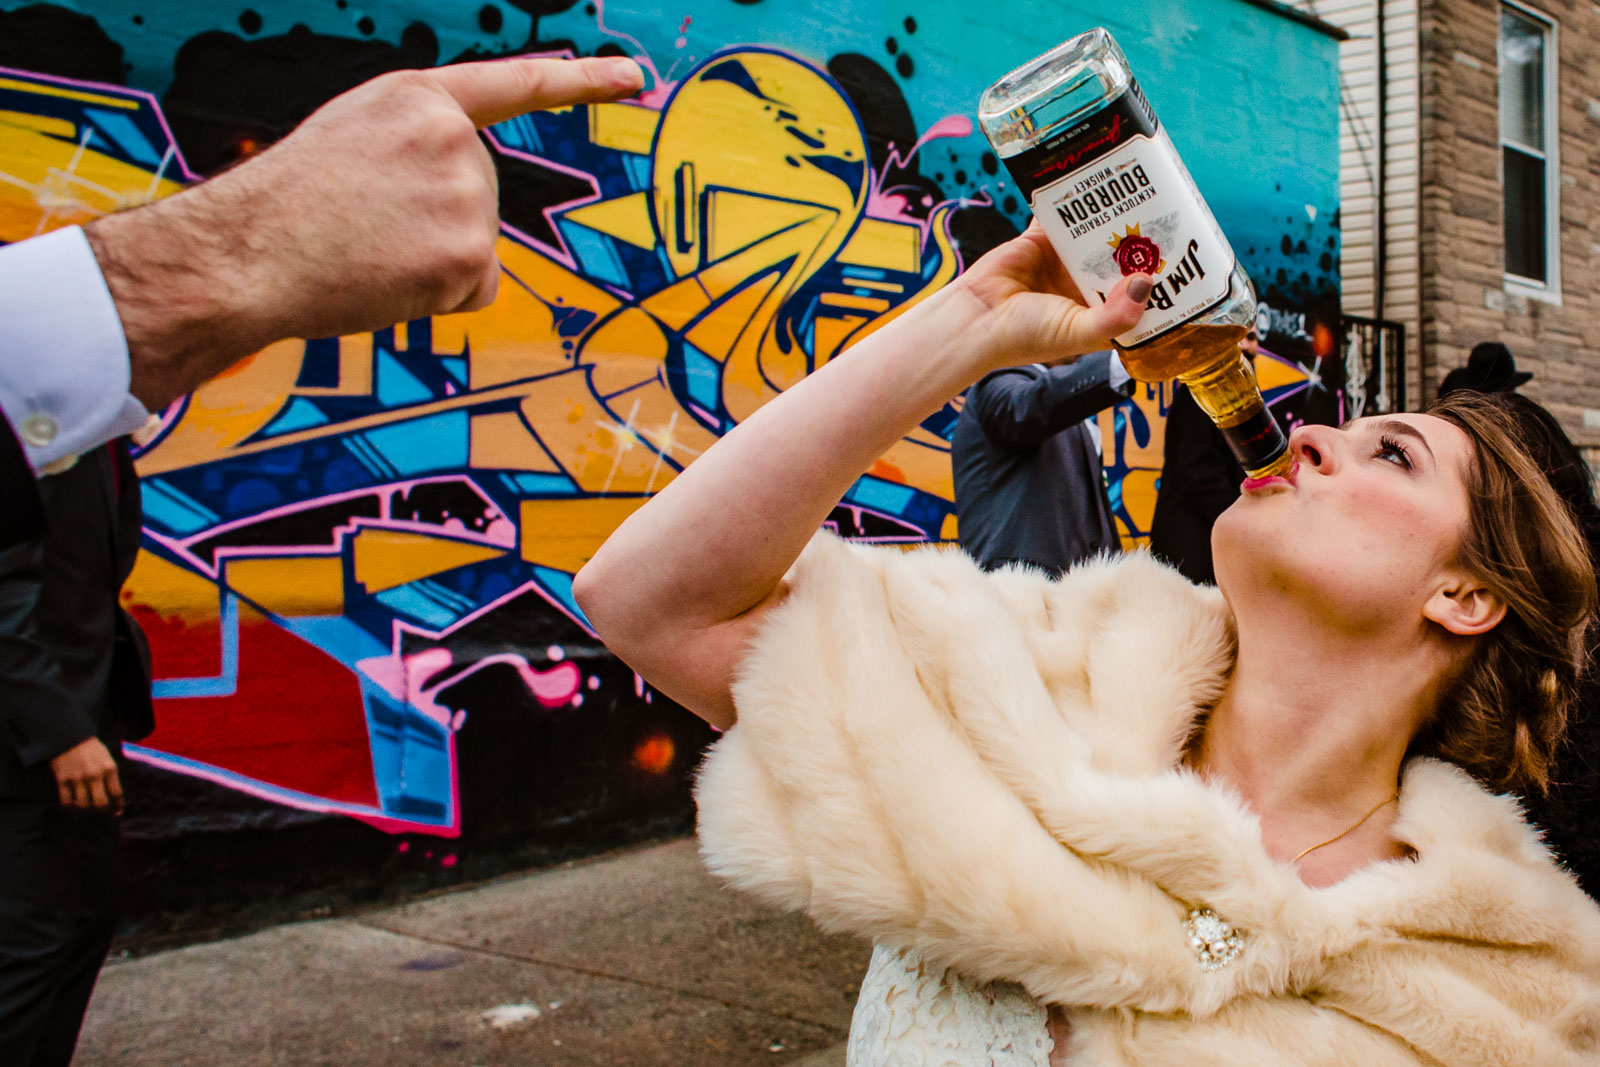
[0,799,119,1067]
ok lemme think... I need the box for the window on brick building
[1498,4,1559,296]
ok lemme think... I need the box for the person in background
[1494,391,1600,902]
[1146,327,1263,584]
[951,351,1135,577]
[0,53,644,1067]
[1437,341,1533,399]
[0,433,147,1066]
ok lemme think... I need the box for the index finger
[429,55,645,128]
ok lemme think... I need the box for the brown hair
[1409,392,1596,794]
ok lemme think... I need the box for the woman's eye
[1376,436,1412,469]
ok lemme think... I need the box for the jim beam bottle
[978,28,1292,479]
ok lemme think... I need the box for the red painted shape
[127,598,222,679]
[869,458,908,484]
[139,607,380,807]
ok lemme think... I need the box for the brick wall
[1419,0,1600,441]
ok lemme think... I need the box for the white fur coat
[696,533,1600,1065]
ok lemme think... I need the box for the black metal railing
[1339,315,1407,415]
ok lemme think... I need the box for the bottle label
[1003,83,1237,347]
[1219,404,1288,474]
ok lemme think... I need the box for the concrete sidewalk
[77,837,865,1066]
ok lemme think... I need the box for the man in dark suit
[951,350,1135,577]
[1148,328,1260,585]
[0,436,150,1065]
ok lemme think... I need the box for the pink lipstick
[1240,462,1299,493]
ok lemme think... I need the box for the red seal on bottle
[1114,233,1161,276]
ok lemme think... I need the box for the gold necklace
[1290,791,1401,864]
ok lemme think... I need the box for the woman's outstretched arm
[573,226,1152,727]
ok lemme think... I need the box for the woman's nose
[1289,423,1335,473]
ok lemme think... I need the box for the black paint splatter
[0,5,126,83]
[478,4,503,33]
[356,15,375,34]
[950,204,1020,264]
[904,15,917,33]
[1002,195,1018,214]
[953,169,967,184]
[980,151,997,175]
[1319,251,1333,272]
[164,22,439,173]
[885,36,897,55]
[896,53,913,78]
[1280,234,1294,256]
[827,53,917,180]
[132,14,144,25]
[238,10,263,34]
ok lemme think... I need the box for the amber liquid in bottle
[1120,325,1291,478]
[978,29,1293,478]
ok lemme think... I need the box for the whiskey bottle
[978,28,1293,479]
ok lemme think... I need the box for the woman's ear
[1423,575,1507,636]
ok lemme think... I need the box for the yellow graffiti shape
[0,106,183,241]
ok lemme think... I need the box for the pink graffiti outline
[123,740,461,837]
[591,0,665,88]
[150,475,511,581]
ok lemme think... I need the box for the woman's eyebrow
[1371,419,1436,462]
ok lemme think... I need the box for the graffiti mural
[0,0,1341,929]
[2,49,967,838]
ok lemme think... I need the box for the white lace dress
[845,944,1055,1066]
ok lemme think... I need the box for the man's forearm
[973,351,1122,449]
[84,177,276,413]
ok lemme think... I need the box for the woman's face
[1212,414,1477,634]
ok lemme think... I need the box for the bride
[573,223,1600,1064]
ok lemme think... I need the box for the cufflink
[19,411,57,448]
[37,452,81,477]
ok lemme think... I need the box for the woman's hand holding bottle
[947,221,1152,374]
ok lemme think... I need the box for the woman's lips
[1240,462,1299,493]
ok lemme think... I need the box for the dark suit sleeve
[1164,386,1247,506]
[0,415,95,768]
[965,351,1135,451]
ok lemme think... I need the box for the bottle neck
[1179,348,1292,478]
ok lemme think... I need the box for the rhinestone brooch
[1185,908,1244,972]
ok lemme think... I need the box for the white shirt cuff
[1107,351,1132,393]
[0,226,149,471]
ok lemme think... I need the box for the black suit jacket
[1147,383,1248,585]
[951,352,1134,578]
[0,437,152,798]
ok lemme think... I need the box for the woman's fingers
[1015,272,1152,358]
